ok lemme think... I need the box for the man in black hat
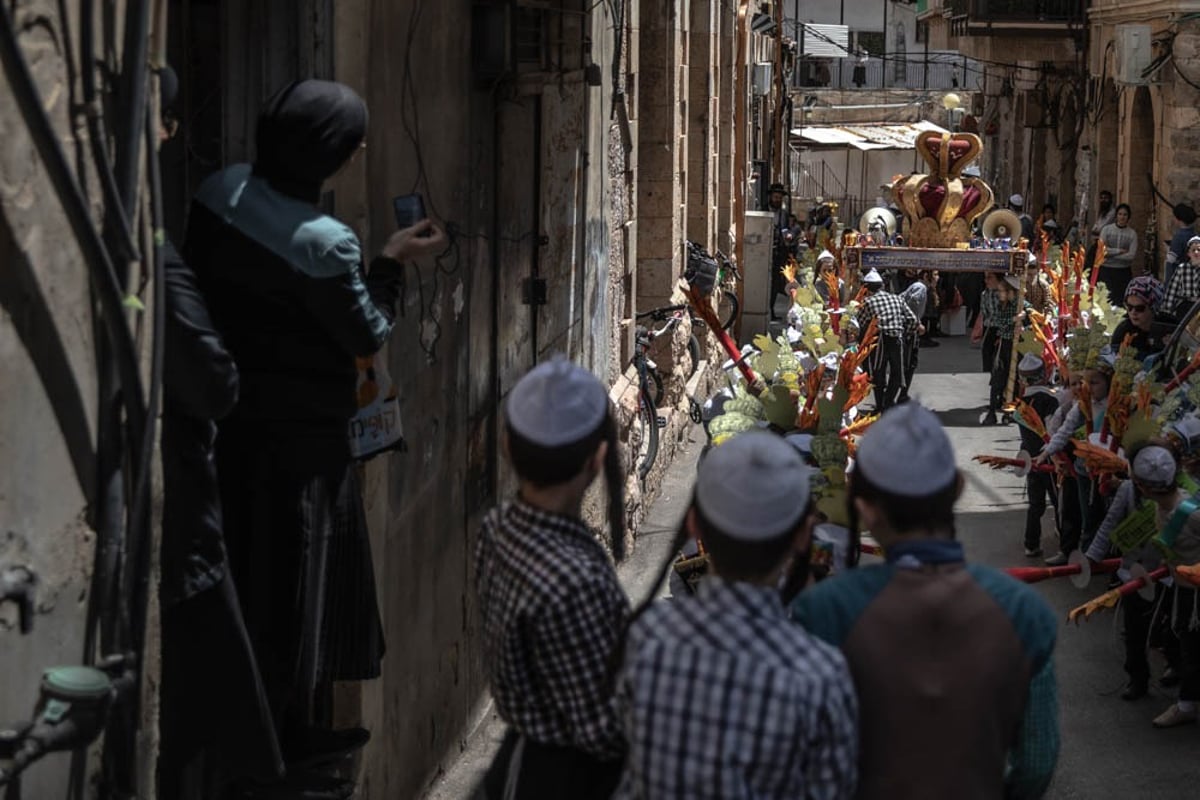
[768,182,793,320]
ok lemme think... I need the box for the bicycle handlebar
[635,304,688,322]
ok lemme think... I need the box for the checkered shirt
[992,297,1021,340]
[614,578,858,800]
[857,289,918,338]
[475,499,630,759]
[1162,262,1200,318]
[1026,276,1053,315]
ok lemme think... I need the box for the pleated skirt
[216,423,386,708]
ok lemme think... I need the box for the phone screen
[392,193,427,230]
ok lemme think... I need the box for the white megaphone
[858,207,897,243]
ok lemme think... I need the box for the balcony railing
[970,0,1084,22]
[793,53,979,91]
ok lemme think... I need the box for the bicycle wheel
[686,334,702,379]
[650,367,664,407]
[636,387,660,481]
[716,286,739,330]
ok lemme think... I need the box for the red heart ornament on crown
[889,130,994,247]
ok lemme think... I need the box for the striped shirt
[475,499,630,759]
[615,578,858,799]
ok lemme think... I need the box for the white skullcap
[1096,346,1117,371]
[1018,353,1044,374]
[1132,445,1176,488]
[817,249,835,262]
[506,357,608,447]
[696,431,812,540]
[1189,235,1200,248]
[963,165,981,177]
[1026,251,1038,266]
[863,268,884,285]
[819,352,841,372]
[1010,194,1024,207]
[855,402,957,495]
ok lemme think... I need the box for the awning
[790,120,949,151]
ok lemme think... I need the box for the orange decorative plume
[840,413,878,438]
[843,372,873,412]
[1010,399,1048,442]
[1070,440,1129,477]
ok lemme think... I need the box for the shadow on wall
[0,212,95,493]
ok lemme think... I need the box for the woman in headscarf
[183,79,446,780]
[1111,275,1168,362]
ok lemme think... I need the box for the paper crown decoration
[891,131,995,248]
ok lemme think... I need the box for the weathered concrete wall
[328,3,484,798]
[327,2,639,797]
[0,0,153,796]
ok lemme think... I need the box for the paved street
[912,334,1198,798]
[426,332,1200,799]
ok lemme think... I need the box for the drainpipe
[734,0,750,313]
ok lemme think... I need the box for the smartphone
[393,193,432,236]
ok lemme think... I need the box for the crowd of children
[970,237,1200,731]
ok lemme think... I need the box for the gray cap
[506,357,608,446]
[696,431,812,540]
[1004,273,1022,291]
[1132,445,1176,488]
[855,402,957,495]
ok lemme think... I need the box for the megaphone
[982,208,1021,241]
[858,207,897,238]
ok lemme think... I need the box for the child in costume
[1083,443,1181,701]
[1036,349,1116,564]
[1017,354,1060,558]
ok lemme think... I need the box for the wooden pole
[1004,257,1028,407]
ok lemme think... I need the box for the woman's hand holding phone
[382,219,447,262]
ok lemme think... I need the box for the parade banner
[843,245,1025,274]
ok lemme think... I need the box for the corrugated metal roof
[791,120,949,150]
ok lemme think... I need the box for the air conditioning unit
[752,62,773,96]
[1115,24,1153,85]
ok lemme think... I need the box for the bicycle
[630,306,704,482]
[685,240,740,331]
[713,249,741,331]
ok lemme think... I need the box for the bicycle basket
[685,240,719,296]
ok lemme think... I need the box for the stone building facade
[918,0,1085,227]
[919,0,1200,274]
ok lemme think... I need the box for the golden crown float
[845,130,1025,277]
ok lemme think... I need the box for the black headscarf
[253,79,368,203]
